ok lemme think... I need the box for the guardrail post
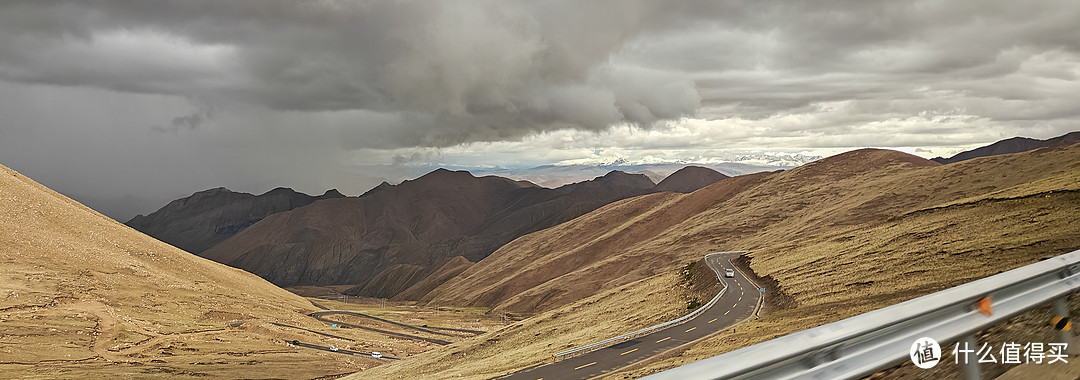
[961,334,981,380]
[1053,297,1076,355]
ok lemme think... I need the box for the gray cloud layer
[0,1,703,147]
[3,1,1078,146]
[1,0,1078,220]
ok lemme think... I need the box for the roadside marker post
[1052,316,1072,331]
[1052,297,1077,355]
[961,334,981,380]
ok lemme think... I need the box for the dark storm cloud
[0,0,703,147]
[3,0,1079,144]
[3,0,1076,147]
[1,0,1079,220]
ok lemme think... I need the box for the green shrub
[682,261,696,282]
[687,297,701,310]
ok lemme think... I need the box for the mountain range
[359,138,1080,380]
[126,187,345,254]
[470,160,794,188]
[4,135,1079,379]
[128,166,730,299]
[127,132,1079,301]
[932,131,1080,164]
[202,170,661,297]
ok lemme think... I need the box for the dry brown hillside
[201,169,655,299]
[126,186,344,254]
[0,163,374,378]
[420,171,775,314]
[393,256,473,301]
[651,165,731,193]
[355,144,1080,380]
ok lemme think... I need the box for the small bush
[687,297,701,310]
[682,261,696,283]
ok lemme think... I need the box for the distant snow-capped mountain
[472,153,819,188]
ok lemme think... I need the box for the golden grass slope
[0,163,373,378]
[610,149,1080,379]
[355,273,688,379]
[420,172,775,315]
[356,144,1080,380]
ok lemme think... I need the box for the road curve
[500,251,762,380]
[310,312,454,345]
[310,310,487,336]
[287,340,399,360]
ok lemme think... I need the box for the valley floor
[0,294,504,379]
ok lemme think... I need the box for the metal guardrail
[553,251,748,361]
[643,248,1080,380]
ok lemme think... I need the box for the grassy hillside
[353,144,1080,379]
[0,163,370,378]
[419,172,774,315]
[610,149,1080,379]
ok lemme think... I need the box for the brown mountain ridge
[200,169,659,298]
[651,165,731,193]
[126,186,344,254]
[932,130,1080,164]
[357,144,1080,379]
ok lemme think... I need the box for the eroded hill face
[0,164,374,378]
[200,169,657,298]
[357,145,1080,380]
[126,186,344,254]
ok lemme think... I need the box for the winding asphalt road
[310,311,455,345]
[310,310,487,336]
[287,340,399,360]
[501,251,762,380]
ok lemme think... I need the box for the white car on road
[725,269,735,278]
[371,352,383,359]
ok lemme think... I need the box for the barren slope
[612,145,1080,379]
[392,256,473,301]
[932,130,1080,164]
[0,163,371,379]
[357,145,1080,380]
[126,186,344,254]
[202,169,655,298]
[420,172,773,314]
[652,165,731,193]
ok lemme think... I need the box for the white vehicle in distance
[725,269,735,278]
[371,352,383,359]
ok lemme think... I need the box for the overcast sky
[1,0,1078,220]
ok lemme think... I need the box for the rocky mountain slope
[932,131,1080,164]
[126,187,344,254]
[200,169,656,298]
[651,165,731,193]
[357,143,1080,379]
[0,163,375,379]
